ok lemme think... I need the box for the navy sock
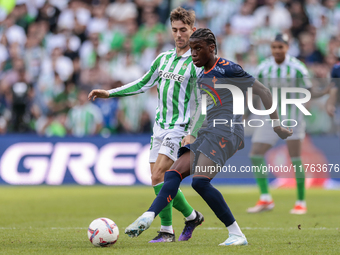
[192,177,235,227]
[148,170,182,216]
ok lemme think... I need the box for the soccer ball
[88,218,119,247]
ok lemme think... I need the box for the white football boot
[125,214,154,237]
[219,234,248,246]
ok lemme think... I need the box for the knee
[151,167,165,185]
[191,177,210,193]
[153,170,182,187]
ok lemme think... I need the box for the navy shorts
[178,131,244,174]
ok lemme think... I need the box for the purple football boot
[178,210,204,241]
[149,231,175,243]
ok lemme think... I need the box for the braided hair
[190,28,217,54]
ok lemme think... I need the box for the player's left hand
[273,126,293,140]
[181,135,196,146]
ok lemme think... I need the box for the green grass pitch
[0,186,339,255]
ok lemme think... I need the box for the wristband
[273,120,281,128]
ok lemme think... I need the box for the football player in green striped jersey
[247,34,329,215]
[88,7,204,242]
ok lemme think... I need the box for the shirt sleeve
[108,53,163,97]
[229,64,255,90]
[296,64,312,89]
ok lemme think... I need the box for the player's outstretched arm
[252,79,293,139]
[108,53,164,98]
[88,89,110,101]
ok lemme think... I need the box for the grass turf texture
[0,186,339,255]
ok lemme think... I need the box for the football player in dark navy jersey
[326,62,340,117]
[195,56,255,146]
[125,28,292,246]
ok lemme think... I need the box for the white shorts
[149,123,188,163]
[251,119,306,146]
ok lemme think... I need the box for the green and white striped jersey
[108,48,203,130]
[256,55,312,123]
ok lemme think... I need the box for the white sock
[260,194,272,202]
[227,221,243,236]
[153,182,164,187]
[296,200,306,207]
[185,210,197,221]
[142,211,155,219]
[160,225,174,234]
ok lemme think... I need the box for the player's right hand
[88,89,110,101]
[181,135,196,146]
[273,126,293,140]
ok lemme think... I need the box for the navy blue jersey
[331,62,340,88]
[197,57,255,142]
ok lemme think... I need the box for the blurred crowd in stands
[0,0,339,137]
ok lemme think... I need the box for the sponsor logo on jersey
[200,76,223,109]
[159,70,185,83]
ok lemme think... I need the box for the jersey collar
[175,48,191,58]
[204,57,220,74]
